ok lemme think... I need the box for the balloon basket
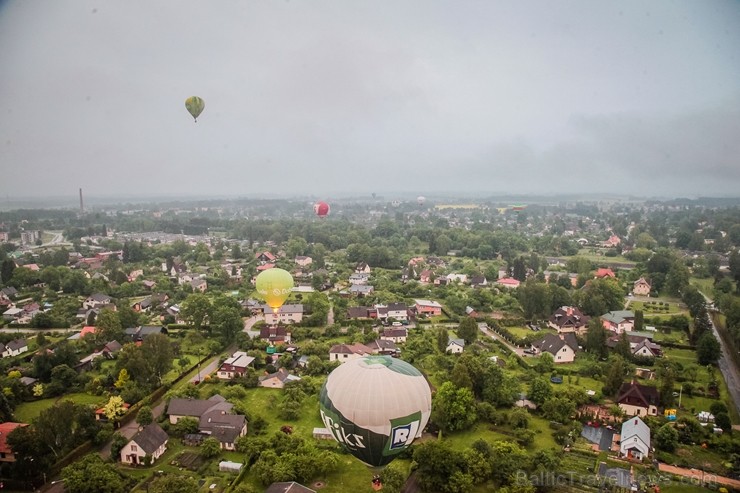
[371,474,382,491]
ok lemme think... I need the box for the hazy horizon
[2,0,739,199]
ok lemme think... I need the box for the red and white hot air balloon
[314,201,330,218]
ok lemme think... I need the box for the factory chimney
[79,188,84,212]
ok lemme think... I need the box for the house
[120,423,168,465]
[531,333,579,363]
[375,303,409,323]
[619,417,651,460]
[1,339,28,358]
[199,409,247,450]
[259,325,291,343]
[264,304,304,325]
[128,269,144,282]
[102,340,123,357]
[606,334,662,358]
[349,284,374,297]
[259,368,302,389]
[414,299,443,317]
[595,268,616,279]
[1,307,23,322]
[346,306,375,320]
[547,306,590,334]
[633,277,651,296]
[348,273,370,285]
[217,351,255,380]
[125,325,168,343]
[295,256,312,267]
[419,270,434,284]
[256,251,277,263]
[601,311,635,334]
[470,275,487,287]
[617,381,659,417]
[0,287,18,299]
[355,262,371,274]
[446,338,465,354]
[446,273,468,284]
[0,422,28,462]
[142,280,157,290]
[265,483,316,493]
[381,327,408,344]
[190,278,208,293]
[365,339,399,356]
[329,343,373,362]
[167,395,233,424]
[495,277,521,289]
[465,306,479,318]
[83,293,113,309]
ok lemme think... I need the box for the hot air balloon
[314,201,330,218]
[255,268,293,314]
[185,96,205,122]
[319,356,432,468]
[416,196,426,206]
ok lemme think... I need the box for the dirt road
[658,463,740,489]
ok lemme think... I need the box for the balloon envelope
[185,96,205,122]
[319,356,432,467]
[416,196,426,205]
[255,268,293,313]
[314,201,330,217]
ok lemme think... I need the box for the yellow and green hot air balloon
[255,268,294,314]
[185,96,205,122]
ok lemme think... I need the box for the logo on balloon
[320,409,366,450]
[384,411,422,455]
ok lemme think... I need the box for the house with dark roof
[349,284,374,297]
[633,277,651,296]
[365,339,399,356]
[259,368,302,389]
[607,334,662,358]
[346,306,375,320]
[531,333,579,363]
[1,339,28,358]
[167,395,233,424]
[263,304,304,325]
[617,381,659,417]
[381,327,408,344]
[446,338,465,354]
[0,422,27,462]
[199,409,247,450]
[120,423,168,465]
[355,262,371,274]
[259,325,291,344]
[265,482,316,493]
[329,343,373,363]
[547,306,590,335]
[124,325,168,343]
[83,293,113,309]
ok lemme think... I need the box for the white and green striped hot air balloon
[319,355,432,467]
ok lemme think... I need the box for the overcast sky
[1,0,739,202]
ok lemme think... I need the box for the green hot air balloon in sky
[319,356,432,468]
[255,268,294,314]
[185,96,205,122]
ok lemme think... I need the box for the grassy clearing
[690,278,715,298]
[14,392,106,422]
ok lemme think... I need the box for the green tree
[654,424,679,452]
[541,396,576,423]
[431,382,477,432]
[603,356,628,397]
[529,377,553,405]
[435,326,449,353]
[519,280,552,321]
[110,433,128,462]
[379,461,408,493]
[585,318,608,359]
[457,317,478,344]
[714,412,731,431]
[96,309,123,343]
[1,259,16,285]
[414,440,471,493]
[615,331,632,359]
[211,304,243,344]
[62,454,129,493]
[633,309,644,331]
[201,437,221,458]
[696,332,720,366]
[181,293,212,331]
[148,475,199,493]
[136,405,153,426]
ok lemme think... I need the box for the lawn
[629,300,683,315]
[690,277,715,299]
[14,392,106,422]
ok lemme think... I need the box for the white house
[446,338,465,354]
[120,423,168,465]
[263,304,304,325]
[619,417,651,461]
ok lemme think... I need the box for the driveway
[657,463,740,489]
[243,315,263,336]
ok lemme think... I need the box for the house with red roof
[495,277,521,289]
[595,268,616,279]
[0,422,28,462]
[255,251,277,263]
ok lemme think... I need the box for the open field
[14,392,106,422]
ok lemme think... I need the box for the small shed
[182,433,205,446]
[313,427,333,440]
[218,460,243,473]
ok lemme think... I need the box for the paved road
[478,323,527,357]
[243,314,263,334]
[658,463,740,489]
[189,358,220,383]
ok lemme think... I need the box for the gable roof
[533,333,578,356]
[601,310,635,324]
[549,306,589,329]
[259,368,301,384]
[199,412,246,444]
[6,339,27,351]
[617,381,659,408]
[0,422,27,455]
[620,416,650,445]
[265,483,316,493]
[329,343,373,356]
[129,423,168,454]
[221,351,255,369]
[167,395,232,418]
